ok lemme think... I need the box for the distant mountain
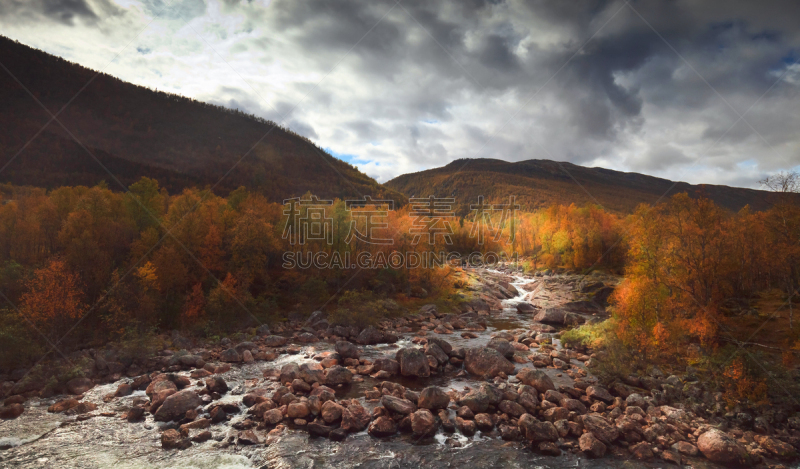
[385,158,786,214]
[0,36,405,203]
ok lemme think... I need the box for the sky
[1,0,799,188]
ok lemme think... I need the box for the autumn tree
[19,258,86,339]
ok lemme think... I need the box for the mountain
[0,36,405,203]
[385,158,786,214]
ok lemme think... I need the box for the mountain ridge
[385,158,786,214]
[0,36,406,203]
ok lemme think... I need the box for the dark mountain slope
[0,36,405,203]
[385,158,785,214]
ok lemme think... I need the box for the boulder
[418,386,450,410]
[341,402,371,432]
[154,390,202,422]
[424,342,449,366]
[48,398,80,413]
[464,347,514,378]
[356,326,384,345]
[754,435,797,461]
[220,348,241,363]
[516,368,555,393]
[161,429,190,450]
[66,377,94,395]
[263,335,289,347]
[325,366,353,385]
[0,403,24,419]
[321,400,344,424]
[280,363,300,384]
[372,358,400,375]
[696,429,749,466]
[335,341,360,359]
[518,414,558,442]
[579,432,606,458]
[381,395,416,415]
[486,338,515,359]
[368,416,397,437]
[427,337,453,355]
[516,303,536,313]
[582,415,619,445]
[205,376,228,394]
[534,308,566,325]
[586,386,614,404]
[395,348,430,378]
[410,409,437,437]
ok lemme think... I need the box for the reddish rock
[154,390,202,422]
[582,415,619,445]
[321,400,344,424]
[48,398,80,413]
[341,402,371,432]
[579,432,606,458]
[516,368,555,393]
[368,416,397,437]
[518,414,558,442]
[410,409,437,437]
[66,377,94,395]
[0,403,24,419]
[697,429,749,466]
[464,347,514,378]
[418,386,450,410]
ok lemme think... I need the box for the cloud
[1,0,799,187]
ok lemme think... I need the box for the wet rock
[381,395,416,415]
[486,338,515,359]
[368,416,397,437]
[372,358,400,375]
[263,335,289,347]
[205,376,228,394]
[516,368,555,393]
[210,406,227,423]
[321,400,344,424]
[126,406,145,422]
[625,393,646,408]
[427,337,453,355]
[439,409,455,433]
[192,431,213,443]
[754,434,797,461]
[533,308,566,325]
[498,400,526,417]
[66,377,94,395]
[474,413,493,431]
[579,432,607,458]
[356,326,384,345]
[464,347,514,378]
[586,386,614,404]
[543,407,570,422]
[458,384,503,413]
[115,383,133,397]
[238,430,264,445]
[154,389,202,422]
[537,441,561,456]
[0,403,24,419]
[161,429,191,450]
[418,386,450,410]
[630,442,654,460]
[287,401,311,419]
[411,409,437,437]
[48,398,80,413]
[341,402,371,432]
[396,348,430,378]
[519,414,558,442]
[256,324,272,336]
[248,400,277,419]
[264,408,283,425]
[424,342,449,366]
[242,350,254,363]
[672,441,698,456]
[456,417,477,436]
[220,348,241,363]
[335,341,360,359]
[308,422,333,437]
[280,363,300,384]
[582,415,619,445]
[234,341,258,354]
[295,332,317,343]
[697,429,749,466]
[324,365,353,385]
[516,303,536,313]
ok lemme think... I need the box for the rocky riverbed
[1,266,798,468]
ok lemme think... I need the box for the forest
[1,176,799,405]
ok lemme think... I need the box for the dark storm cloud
[0,0,118,25]
[2,0,798,185]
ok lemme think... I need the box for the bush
[0,309,43,371]
[328,290,389,327]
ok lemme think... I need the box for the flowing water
[0,270,685,468]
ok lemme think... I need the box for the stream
[0,269,691,468]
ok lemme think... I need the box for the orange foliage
[19,258,86,329]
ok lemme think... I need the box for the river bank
[1,266,798,468]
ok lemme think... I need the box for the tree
[19,258,86,337]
